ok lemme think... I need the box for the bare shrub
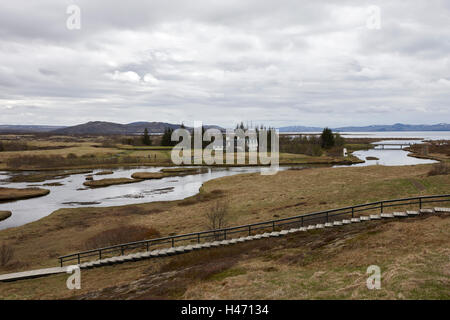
[410,141,450,156]
[327,146,344,157]
[84,225,161,250]
[428,162,450,176]
[0,243,14,267]
[206,201,229,230]
[279,135,323,156]
[100,140,117,148]
[0,141,31,151]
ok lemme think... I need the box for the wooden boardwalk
[0,267,67,282]
[1,206,448,283]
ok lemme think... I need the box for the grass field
[0,135,364,170]
[0,163,448,299]
[1,206,448,299]
[0,187,50,202]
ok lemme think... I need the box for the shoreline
[0,157,365,173]
[405,150,448,162]
[0,161,441,232]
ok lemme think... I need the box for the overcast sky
[0,0,449,127]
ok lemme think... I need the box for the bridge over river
[372,142,416,150]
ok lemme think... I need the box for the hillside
[52,121,223,135]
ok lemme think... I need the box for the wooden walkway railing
[58,194,450,266]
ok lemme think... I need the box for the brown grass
[2,214,447,300]
[407,141,450,162]
[0,164,449,299]
[0,187,50,202]
[177,189,224,206]
[131,172,167,179]
[0,165,448,274]
[83,178,143,188]
[132,168,208,180]
[0,243,14,267]
[7,170,93,183]
[0,136,172,170]
[84,225,161,250]
[428,162,450,176]
[411,141,450,156]
[160,167,206,173]
[0,211,12,222]
[95,171,114,176]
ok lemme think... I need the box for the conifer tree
[142,128,151,146]
[320,127,335,149]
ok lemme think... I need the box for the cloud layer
[1,0,449,127]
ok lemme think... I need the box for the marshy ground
[0,187,50,202]
[0,164,448,299]
[0,134,364,172]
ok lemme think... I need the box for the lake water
[0,166,289,230]
[283,131,450,141]
[340,131,450,140]
[0,131,447,230]
[341,138,438,167]
[346,149,437,167]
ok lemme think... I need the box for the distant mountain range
[278,123,450,132]
[0,125,66,133]
[1,122,449,135]
[0,121,223,135]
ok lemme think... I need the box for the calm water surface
[0,166,286,230]
[343,138,438,167]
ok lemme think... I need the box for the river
[0,166,287,230]
[0,131,447,230]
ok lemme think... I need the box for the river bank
[1,140,448,230]
[0,163,448,271]
[0,163,449,300]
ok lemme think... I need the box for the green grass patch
[208,268,247,282]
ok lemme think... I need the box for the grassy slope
[1,213,448,300]
[0,164,448,299]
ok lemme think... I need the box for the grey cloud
[0,0,449,127]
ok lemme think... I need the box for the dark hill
[52,121,223,135]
